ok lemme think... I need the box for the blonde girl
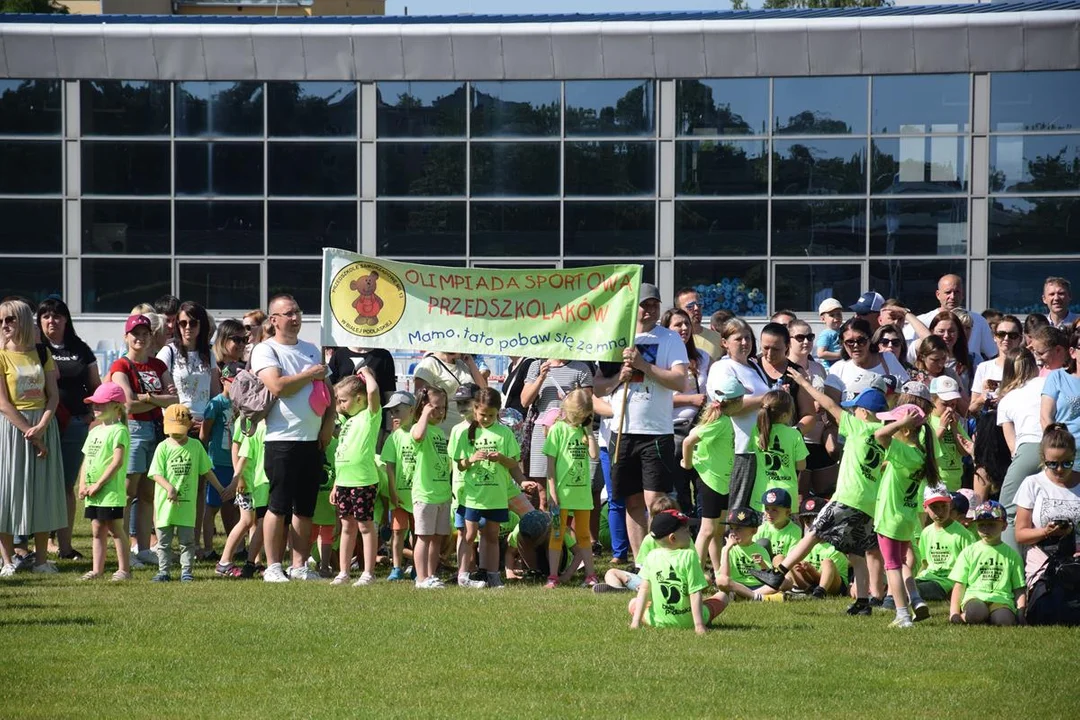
[681,375,745,573]
[542,388,599,588]
[77,382,132,581]
[750,390,808,513]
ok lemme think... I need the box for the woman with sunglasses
[1014,423,1080,585]
[241,310,267,363]
[970,315,1023,415]
[824,318,909,405]
[1041,327,1080,450]
[871,324,909,371]
[788,319,837,496]
[213,319,248,368]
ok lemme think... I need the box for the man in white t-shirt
[902,274,997,362]
[595,283,689,563]
[250,294,334,583]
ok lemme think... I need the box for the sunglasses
[878,338,901,347]
[843,337,869,348]
[178,319,199,328]
[0,316,16,326]
[682,301,701,310]
[243,324,258,331]
[1045,460,1075,471]
[995,331,1021,340]
[227,335,248,344]
[792,333,815,343]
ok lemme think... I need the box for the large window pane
[774,76,867,135]
[772,200,866,256]
[470,81,560,137]
[871,137,967,194]
[676,78,768,137]
[990,135,1080,193]
[2,259,62,305]
[376,201,466,256]
[82,142,170,195]
[676,140,768,196]
[471,143,559,196]
[991,71,1080,132]
[989,197,1080,255]
[376,143,465,197]
[990,261,1080,314]
[775,263,862,313]
[179,263,260,310]
[81,201,170,255]
[0,80,61,135]
[268,201,357,255]
[376,82,466,138]
[564,142,655,196]
[471,202,559,256]
[0,200,61,254]
[674,260,767,317]
[565,80,655,137]
[773,139,866,195]
[564,201,655,256]
[869,259,966,307]
[0,141,61,194]
[871,74,969,134]
[175,201,263,256]
[268,143,356,196]
[870,198,967,256]
[267,81,357,137]
[564,259,655,286]
[176,82,264,137]
[175,142,264,196]
[81,80,169,136]
[269,259,322,314]
[675,201,767,256]
[82,259,171,313]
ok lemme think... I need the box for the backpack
[229,343,280,437]
[1026,533,1080,627]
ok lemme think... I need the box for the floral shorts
[335,485,377,522]
[235,492,255,512]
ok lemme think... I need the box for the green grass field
[3,521,1080,719]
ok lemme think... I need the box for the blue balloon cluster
[694,280,767,317]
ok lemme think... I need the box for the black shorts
[84,506,124,521]
[610,434,675,498]
[811,500,879,556]
[264,440,322,518]
[696,477,728,520]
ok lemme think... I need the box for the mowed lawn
[3,522,1080,719]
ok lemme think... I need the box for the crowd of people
[1,272,1079,631]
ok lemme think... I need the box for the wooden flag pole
[611,376,630,465]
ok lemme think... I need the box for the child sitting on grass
[754,488,802,571]
[150,404,226,583]
[593,496,679,593]
[717,507,790,601]
[949,500,1026,626]
[629,509,729,634]
[915,486,974,602]
[790,496,849,599]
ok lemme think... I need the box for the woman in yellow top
[0,298,66,576]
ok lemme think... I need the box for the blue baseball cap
[840,387,888,413]
[761,488,793,509]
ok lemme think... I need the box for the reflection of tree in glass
[0,80,61,134]
[471,87,558,136]
[84,81,169,135]
[676,80,756,135]
[777,110,850,135]
[271,82,356,136]
[995,147,1080,193]
[774,142,864,195]
[566,83,652,135]
[377,85,467,136]
[177,82,262,136]
[678,141,767,195]
[989,147,1080,253]
[471,144,558,196]
[565,142,654,195]
[732,0,885,8]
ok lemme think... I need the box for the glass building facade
[1,69,1078,319]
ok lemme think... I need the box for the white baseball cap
[818,298,843,315]
[929,375,961,401]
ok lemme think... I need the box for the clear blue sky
[385,1,742,15]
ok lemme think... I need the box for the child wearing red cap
[915,486,974,602]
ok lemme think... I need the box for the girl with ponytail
[749,390,807,514]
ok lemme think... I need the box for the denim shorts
[127,419,159,475]
[624,572,643,592]
[462,506,510,524]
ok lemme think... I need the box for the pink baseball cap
[124,314,151,334]
[876,403,926,423]
[85,382,126,406]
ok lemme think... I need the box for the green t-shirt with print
[640,546,711,629]
[542,420,594,510]
[373,458,390,525]
[749,424,809,512]
[832,413,885,516]
[726,541,770,589]
[917,520,975,591]
[380,427,418,508]
[150,438,212,528]
[313,436,338,527]
[81,422,129,508]
[638,533,660,566]
[413,425,452,505]
[929,414,970,493]
[806,541,849,579]
[948,540,1025,610]
[237,422,269,509]
[754,520,803,560]
[507,521,575,550]
[447,421,470,507]
[335,409,381,488]
[692,416,735,494]
[874,439,929,542]
[454,422,520,511]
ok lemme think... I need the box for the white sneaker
[458,574,487,589]
[429,577,446,589]
[33,561,59,574]
[0,564,15,578]
[331,573,350,586]
[136,549,157,565]
[889,616,915,629]
[353,572,375,586]
[263,563,290,583]
[288,565,320,582]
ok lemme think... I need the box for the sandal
[110,570,132,582]
[79,571,101,581]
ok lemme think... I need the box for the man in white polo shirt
[902,274,997,362]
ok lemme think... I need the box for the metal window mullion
[865,76,873,260]
[170,82,177,296]
[559,80,566,264]
[465,82,471,262]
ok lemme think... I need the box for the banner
[321,249,641,362]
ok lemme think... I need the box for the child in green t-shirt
[505,510,591,584]
[749,390,809,513]
[928,376,974,493]
[594,496,679,594]
[149,404,225,583]
[629,509,729,634]
[216,420,268,579]
[77,382,132,581]
[949,500,1026,626]
[410,387,451,589]
[790,496,849,599]
[755,488,803,569]
[717,507,790,602]
[542,389,599,589]
[380,391,419,582]
[331,369,382,587]
[310,435,339,578]
[915,486,974,601]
